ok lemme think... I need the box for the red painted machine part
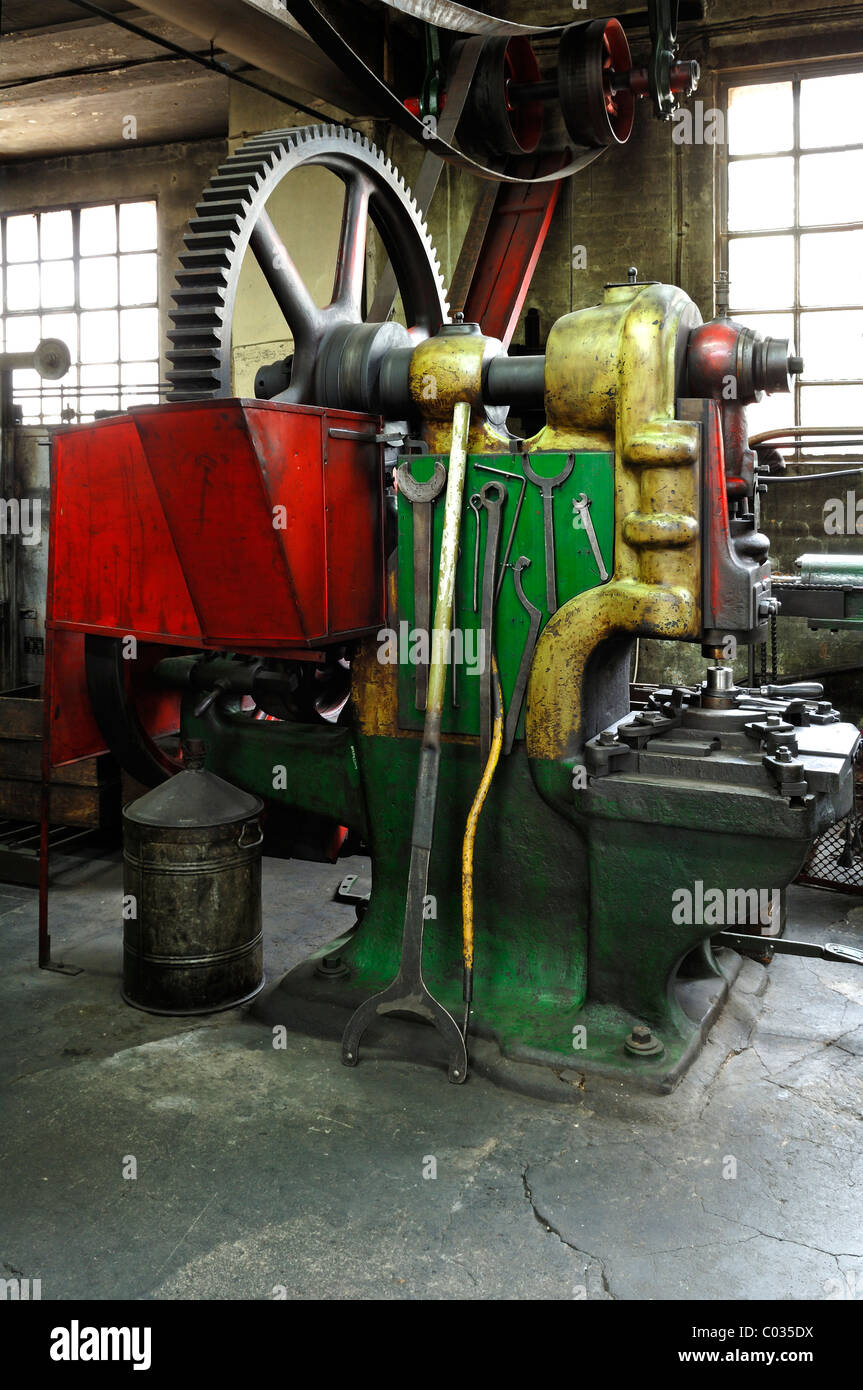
[50,399,386,650]
[45,398,386,771]
[687,320,743,400]
[462,150,568,347]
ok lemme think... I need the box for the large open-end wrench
[397,460,447,711]
[474,462,527,603]
[503,557,543,756]
[468,493,482,613]
[572,492,609,582]
[521,453,574,614]
[343,404,471,1085]
[479,480,506,761]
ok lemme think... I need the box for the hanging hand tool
[572,491,609,582]
[452,544,461,709]
[461,653,504,1045]
[468,493,482,612]
[474,461,527,602]
[342,402,472,1084]
[479,480,507,760]
[397,459,447,711]
[503,556,542,756]
[521,452,573,614]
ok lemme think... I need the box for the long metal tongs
[342,402,472,1083]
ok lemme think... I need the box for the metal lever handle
[193,678,230,717]
[745,683,824,700]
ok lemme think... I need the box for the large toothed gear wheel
[166,124,449,404]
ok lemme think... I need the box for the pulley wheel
[458,36,544,159]
[85,635,183,786]
[559,18,635,148]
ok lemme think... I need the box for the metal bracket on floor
[334,872,371,907]
[41,952,84,977]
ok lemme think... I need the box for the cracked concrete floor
[1,850,862,1301]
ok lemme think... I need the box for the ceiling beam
[0,15,215,83]
[131,0,375,113]
[0,58,228,158]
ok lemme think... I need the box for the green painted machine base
[256,940,744,1098]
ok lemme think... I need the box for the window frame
[0,197,160,425]
[717,59,863,452]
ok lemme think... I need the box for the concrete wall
[0,138,229,382]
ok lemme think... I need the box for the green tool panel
[396,451,615,737]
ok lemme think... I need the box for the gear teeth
[167,125,449,403]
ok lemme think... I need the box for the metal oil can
[122,740,264,1014]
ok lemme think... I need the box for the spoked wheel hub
[166,124,450,407]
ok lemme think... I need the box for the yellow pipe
[461,653,503,1028]
[427,399,471,720]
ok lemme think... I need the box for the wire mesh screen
[797,757,863,894]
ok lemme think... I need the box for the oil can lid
[123,743,263,828]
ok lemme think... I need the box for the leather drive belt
[370,1,563,36]
[282,0,605,185]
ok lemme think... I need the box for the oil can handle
[238,819,264,850]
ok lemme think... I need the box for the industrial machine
[42,9,861,1096]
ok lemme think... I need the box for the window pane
[121,360,159,386]
[800,384,863,430]
[799,151,863,227]
[80,205,117,256]
[746,387,796,440]
[6,262,40,311]
[80,309,118,363]
[39,210,73,260]
[80,363,119,418]
[12,368,41,421]
[58,366,79,422]
[728,156,794,231]
[800,311,863,381]
[119,201,157,252]
[41,393,63,425]
[119,253,157,306]
[800,230,863,306]
[40,260,74,310]
[121,360,159,410]
[801,74,863,149]
[80,256,118,309]
[5,214,38,263]
[728,235,794,310]
[727,82,793,155]
[6,315,40,352]
[40,315,77,378]
[120,307,158,361]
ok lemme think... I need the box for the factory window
[0,200,159,425]
[721,69,863,454]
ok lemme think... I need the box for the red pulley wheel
[559,18,635,148]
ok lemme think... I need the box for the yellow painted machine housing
[355,280,705,764]
[527,281,703,762]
